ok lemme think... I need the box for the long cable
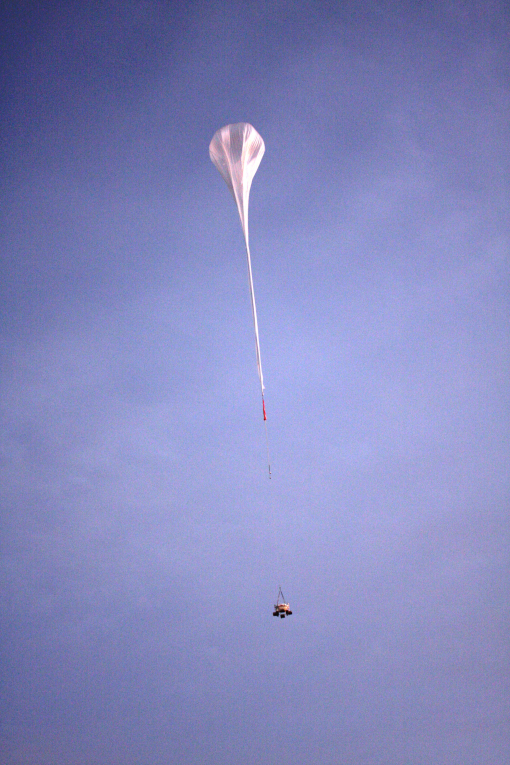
[263,401,271,479]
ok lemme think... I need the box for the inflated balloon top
[209,123,265,246]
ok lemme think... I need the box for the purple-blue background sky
[1,2,509,763]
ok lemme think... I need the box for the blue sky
[1,2,509,763]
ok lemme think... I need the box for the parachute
[209,123,270,475]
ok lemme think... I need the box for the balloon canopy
[209,122,265,248]
[209,122,269,473]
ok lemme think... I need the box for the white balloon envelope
[209,122,267,413]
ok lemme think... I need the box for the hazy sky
[1,2,509,764]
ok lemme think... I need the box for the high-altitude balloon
[209,123,267,421]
